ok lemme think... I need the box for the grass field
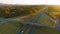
[34,26,60,34]
[0,22,23,34]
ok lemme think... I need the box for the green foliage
[21,9,30,15]
[0,5,45,18]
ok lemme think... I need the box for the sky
[0,0,43,5]
[0,0,60,5]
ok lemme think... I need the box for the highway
[27,26,36,34]
[0,6,58,34]
[55,18,60,31]
[17,24,30,34]
[17,6,48,34]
